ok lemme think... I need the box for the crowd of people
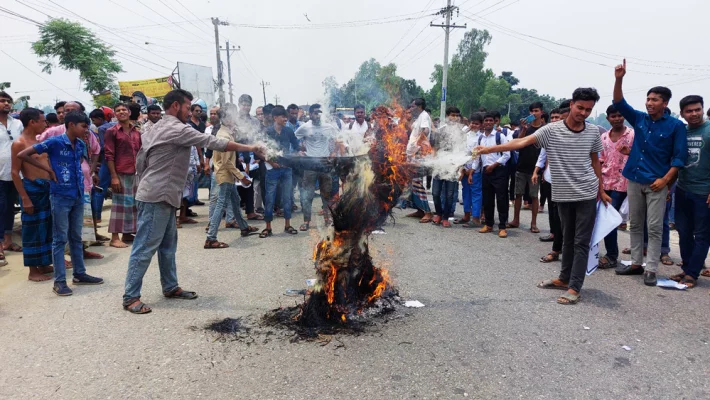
[0,60,708,310]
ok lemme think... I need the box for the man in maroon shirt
[105,103,142,248]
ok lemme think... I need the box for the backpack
[478,131,512,169]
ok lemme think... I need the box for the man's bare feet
[110,239,129,248]
[83,250,104,259]
[28,266,52,282]
[122,234,135,242]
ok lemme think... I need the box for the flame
[368,268,389,302]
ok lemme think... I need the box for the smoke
[419,121,473,181]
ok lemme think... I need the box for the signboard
[177,62,216,107]
[118,77,172,98]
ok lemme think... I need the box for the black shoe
[72,273,104,285]
[644,271,657,286]
[194,200,205,206]
[53,281,73,296]
[615,264,644,275]
[539,234,554,242]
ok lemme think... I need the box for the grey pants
[558,199,597,293]
[627,181,668,273]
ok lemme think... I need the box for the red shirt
[104,123,141,175]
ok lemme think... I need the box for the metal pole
[440,0,451,122]
[261,80,267,105]
[212,17,225,106]
[225,40,234,104]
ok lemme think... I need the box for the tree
[479,78,511,112]
[0,82,10,90]
[499,71,519,89]
[32,19,122,94]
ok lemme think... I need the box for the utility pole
[260,80,270,105]
[220,40,240,104]
[212,17,229,106]
[431,0,466,122]
[274,94,280,105]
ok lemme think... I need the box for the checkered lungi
[410,177,431,212]
[21,178,52,267]
[108,173,137,234]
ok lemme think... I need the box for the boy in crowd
[405,98,434,223]
[18,111,104,296]
[612,60,687,286]
[11,108,54,281]
[477,88,608,305]
[474,113,510,238]
[431,106,464,228]
[670,95,710,287]
[456,112,483,227]
[597,105,634,269]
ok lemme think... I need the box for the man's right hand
[240,177,251,186]
[251,144,267,160]
[22,198,34,215]
[467,173,473,184]
[615,59,627,79]
[111,177,122,193]
[473,145,487,155]
[484,165,496,175]
[531,173,539,185]
[48,170,57,183]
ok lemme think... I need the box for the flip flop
[453,218,470,224]
[660,254,674,266]
[4,243,22,252]
[540,252,560,263]
[241,226,259,237]
[204,240,229,249]
[299,223,310,231]
[259,229,272,238]
[529,227,540,233]
[537,279,568,290]
[419,216,433,223]
[557,292,581,305]
[247,214,264,220]
[701,269,710,278]
[180,218,198,224]
[505,223,519,229]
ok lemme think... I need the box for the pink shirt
[600,127,634,192]
[39,125,101,191]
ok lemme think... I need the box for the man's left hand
[650,177,668,192]
[91,173,99,186]
[600,191,612,207]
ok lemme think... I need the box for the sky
[2,0,709,114]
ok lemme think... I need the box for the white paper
[587,201,623,275]
[656,279,687,290]
[620,260,647,267]
[543,167,551,183]
[619,197,629,222]
[235,176,253,188]
[404,300,425,308]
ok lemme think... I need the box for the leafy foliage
[31,19,122,94]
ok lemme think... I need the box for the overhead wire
[1,49,77,98]
[156,0,214,39]
[230,11,440,30]
[382,0,436,61]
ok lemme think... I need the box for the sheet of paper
[587,201,623,275]
[620,260,647,267]
[657,279,687,290]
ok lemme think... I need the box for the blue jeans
[208,173,234,223]
[461,171,482,217]
[50,195,86,282]
[264,168,293,222]
[602,190,627,262]
[207,183,248,241]
[123,201,179,303]
[91,162,111,221]
[432,178,458,219]
[675,187,710,279]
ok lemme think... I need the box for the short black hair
[679,95,704,112]
[483,112,496,121]
[559,100,571,109]
[147,104,162,113]
[271,105,287,117]
[112,102,129,112]
[492,111,502,120]
[19,107,42,127]
[509,120,519,127]
[163,89,193,110]
[54,101,66,111]
[469,112,484,123]
[412,98,426,110]
[46,113,59,124]
[309,104,321,114]
[542,112,549,123]
[190,103,203,112]
[529,101,544,112]
[263,104,275,116]
[606,104,621,115]
[238,94,252,105]
[445,106,461,116]
[64,110,90,128]
[571,88,600,103]
[560,107,571,115]
[648,86,672,103]
[128,103,141,120]
[75,101,86,112]
[354,104,365,112]
[0,91,12,102]
[550,108,562,115]
[89,109,106,120]
[286,103,299,112]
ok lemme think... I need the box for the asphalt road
[1,189,708,399]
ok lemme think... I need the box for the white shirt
[465,130,481,170]
[472,131,510,171]
[406,110,432,157]
[348,120,369,135]
[0,115,22,181]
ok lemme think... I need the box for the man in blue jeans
[122,90,263,314]
[670,95,710,287]
[17,111,104,296]
[431,106,463,228]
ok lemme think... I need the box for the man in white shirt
[0,91,23,262]
[473,112,510,238]
[348,104,369,135]
[405,98,434,223]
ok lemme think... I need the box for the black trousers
[482,166,509,229]
[542,181,563,252]
[557,199,597,292]
[237,185,254,215]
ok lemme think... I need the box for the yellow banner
[118,77,172,98]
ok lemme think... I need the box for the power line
[133,0,212,42]
[0,5,44,25]
[387,24,430,64]
[230,11,440,30]
[157,0,214,39]
[239,50,263,81]
[174,0,213,30]
[1,49,77,98]
[382,0,436,61]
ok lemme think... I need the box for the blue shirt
[33,134,86,199]
[614,98,687,184]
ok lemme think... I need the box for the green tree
[31,19,122,94]
[499,71,519,89]
[0,82,10,90]
[479,78,511,112]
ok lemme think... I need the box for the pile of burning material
[262,105,414,337]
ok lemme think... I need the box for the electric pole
[431,0,465,122]
[212,17,229,106]
[274,94,280,105]
[220,41,240,104]
[260,80,270,105]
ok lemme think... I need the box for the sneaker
[72,273,104,285]
[615,264,644,275]
[643,271,657,286]
[53,281,73,296]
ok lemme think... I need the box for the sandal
[540,252,560,263]
[406,210,425,218]
[660,254,674,266]
[299,223,310,231]
[681,275,697,288]
[179,218,198,224]
[537,279,568,290]
[461,221,477,228]
[123,299,152,314]
[187,210,198,217]
[204,240,229,249]
[83,251,104,259]
[453,218,470,224]
[419,216,433,223]
[284,226,298,235]
[225,222,240,229]
[597,255,617,270]
[442,220,452,228]
[622,248,631,255]
[247,214,264,220]
[163,287,198,299]
[259,229,273,238]
[505,223,519,229]
[529,226,540,233]
[4,242,22,252]
[701,269,710,278]
[539,234,554,242]
[557,292,581,305]
[432,215,442,225]
[241,226,259,237]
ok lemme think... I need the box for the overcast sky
[2,0,709,114]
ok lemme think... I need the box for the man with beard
[143,104,162,132]
[122,89,264,314]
